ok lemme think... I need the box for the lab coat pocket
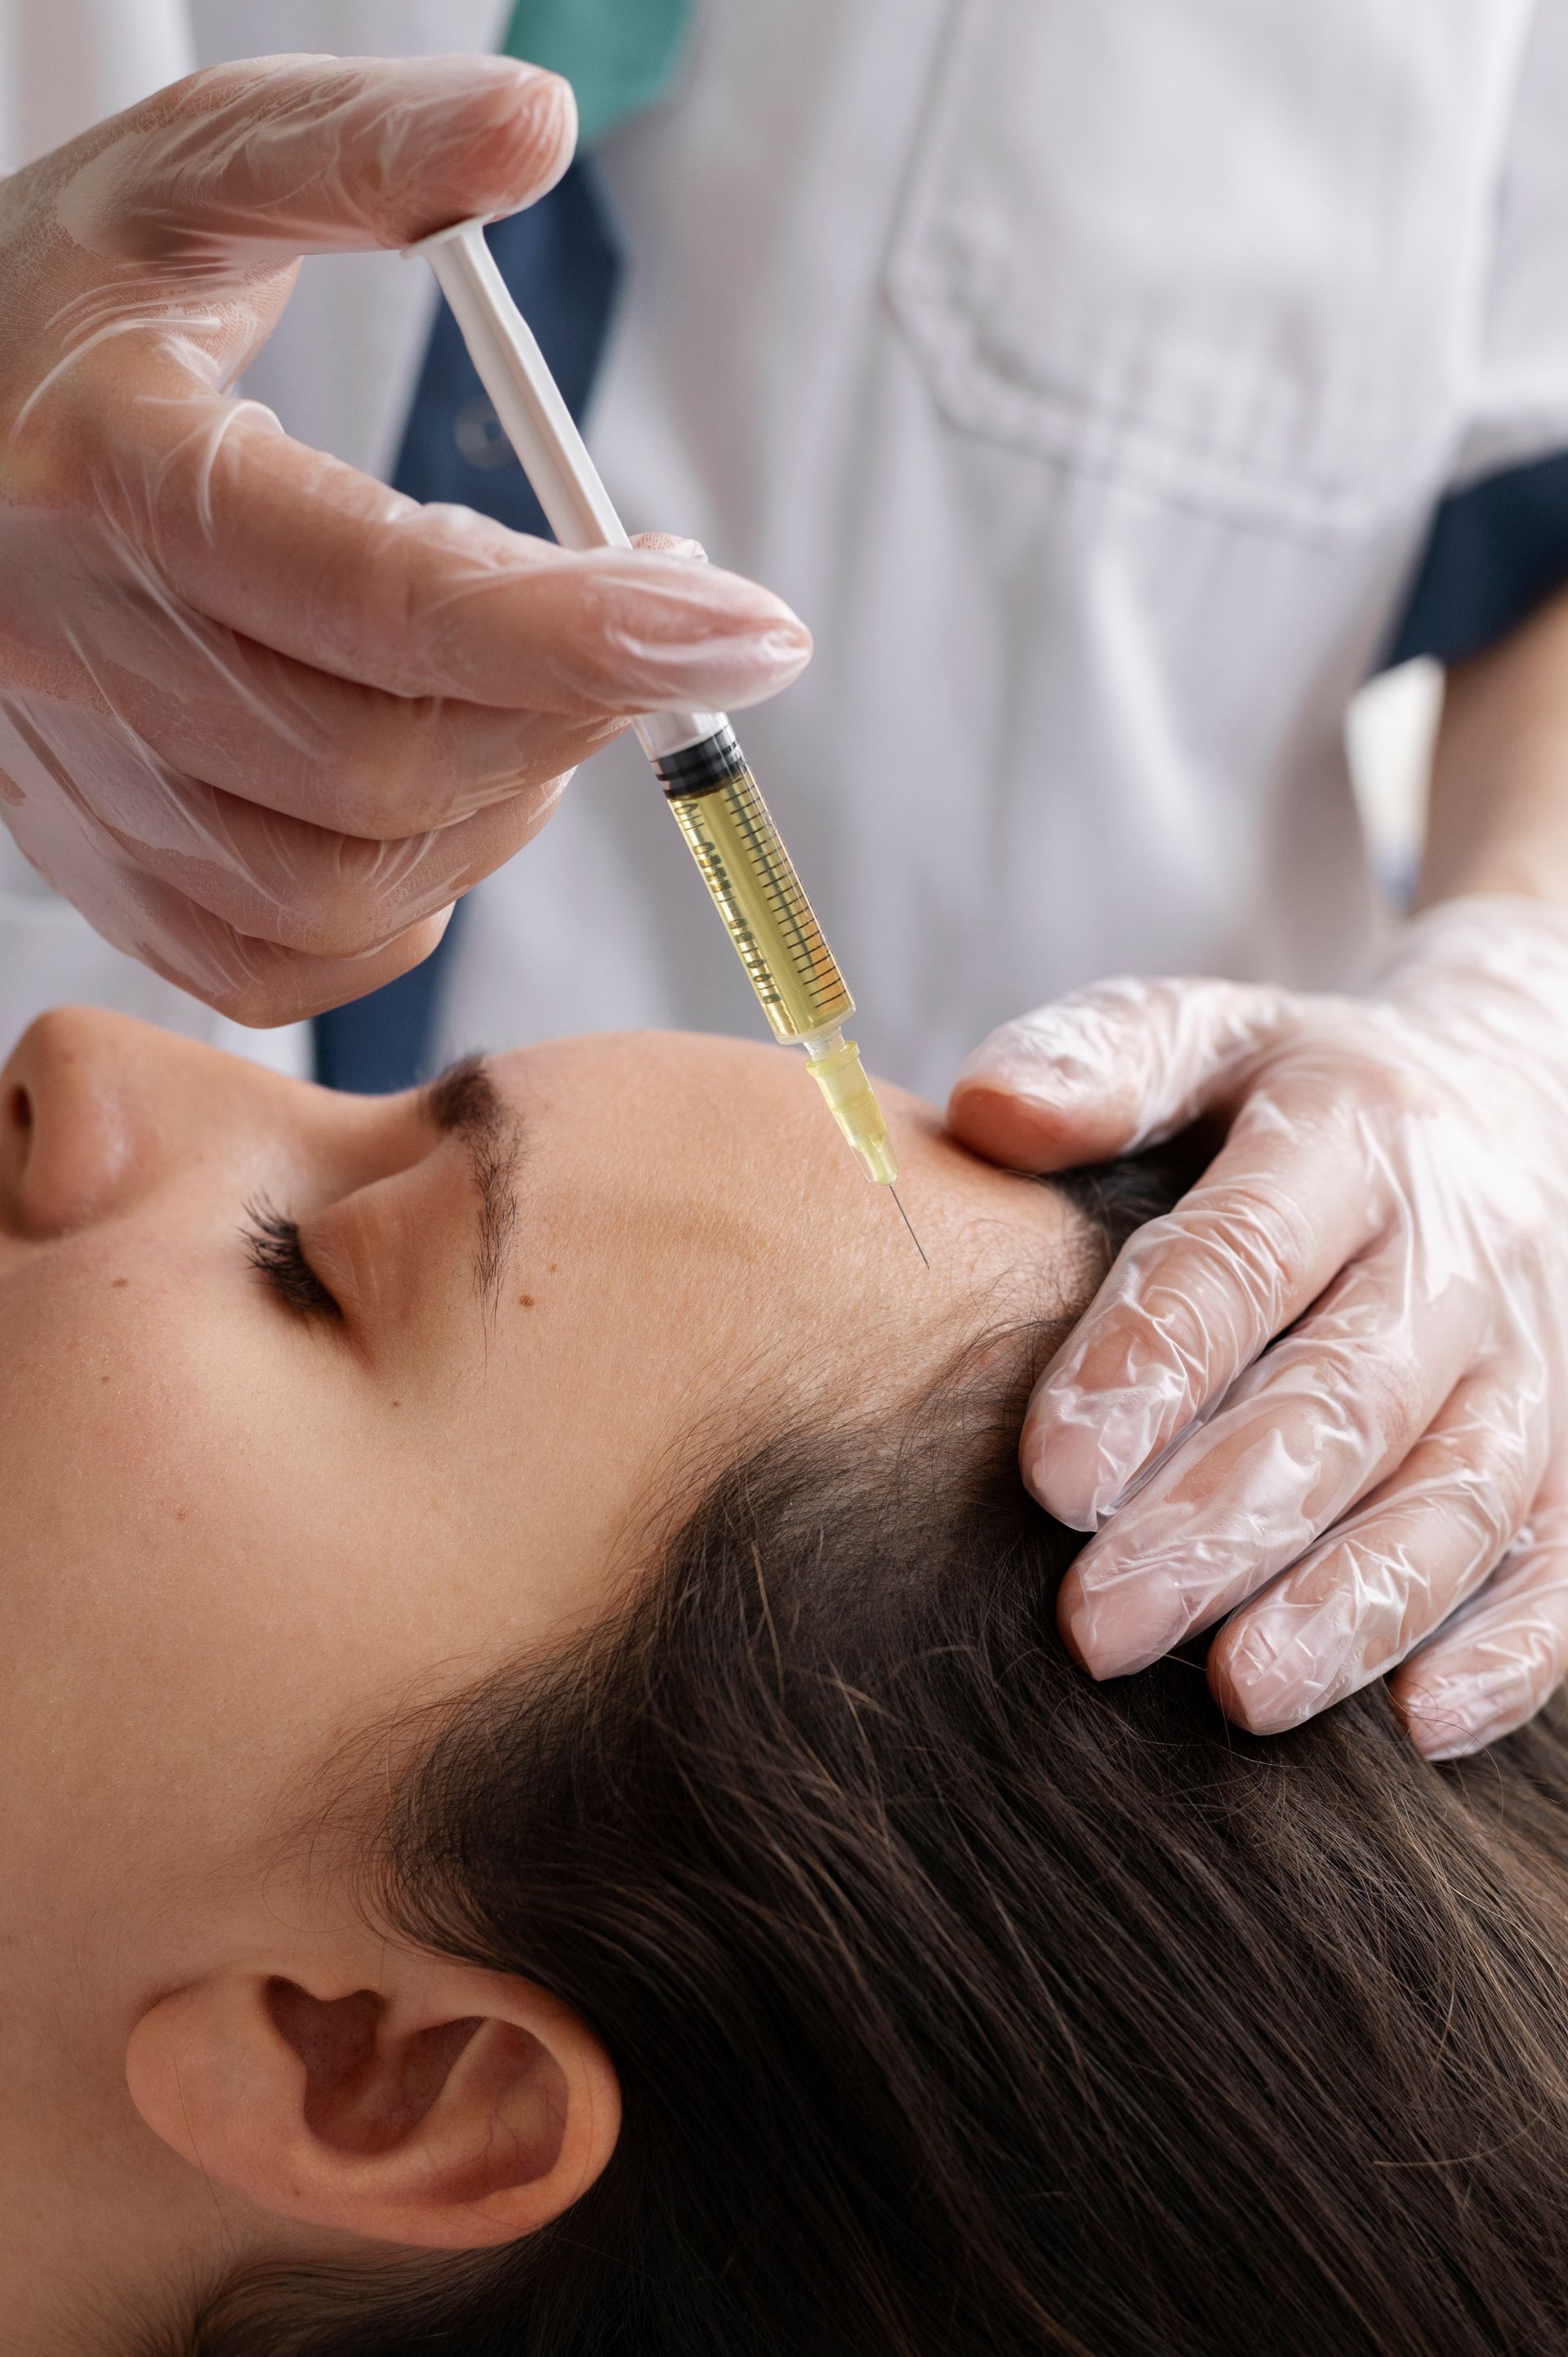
[886,0,1523,539]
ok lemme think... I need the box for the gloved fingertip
[703,625,814,710]
[1021,1406,1119,1533]
[444,51,559,82]
[1399,1704,1491,1762]
[1392,1673,1523,1762]
[751,618,816,669]
[1205,1640,1303,1738]
[1409,1727,1490,1763]
[1207,1606,1343,1737]
[1054,1574,1090,1669]
[390,56,579,243]
[633,532,708,562]
[474,60,579,194]
[442,51,577,122]
[1057,1563,1186,1682]
[947,1075,1137,1174]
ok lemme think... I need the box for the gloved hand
[950,896,1568,1759]
[0,56,809,1022]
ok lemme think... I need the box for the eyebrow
[419,1054,523,1318]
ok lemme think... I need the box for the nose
[0,1006,280,1237]
[0,1006,430,1245]
[0,1007,177,1235]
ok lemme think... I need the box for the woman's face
[0,1010,1085,1982]
[0,1009,1095,2333]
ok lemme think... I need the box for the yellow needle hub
[804,1032,898,1186]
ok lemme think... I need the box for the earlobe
[126,1949,621,2250]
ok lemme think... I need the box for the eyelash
[241,1198,341,1322]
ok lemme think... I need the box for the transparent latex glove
[949,897,1568,1759]
[0,56,810,1023]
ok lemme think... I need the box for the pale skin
[0,1008,1089,2355]
[1419,580,1568,908]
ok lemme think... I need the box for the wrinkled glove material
[951,896,1568,1760]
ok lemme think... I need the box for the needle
[889,1187,929,1268]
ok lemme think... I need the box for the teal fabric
[502,0,693,144]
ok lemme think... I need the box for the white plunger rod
[407,215,719,761]
[410,217,631,556]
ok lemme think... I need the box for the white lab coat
[6,1,1568,1095]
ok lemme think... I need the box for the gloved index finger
[58,53,577,263]
[100,400,813,718]
[1024,1085,1387,1530]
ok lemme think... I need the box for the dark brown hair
[186,1160,1568,2355]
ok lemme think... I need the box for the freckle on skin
[111,1277,128,1289]
[175,1508,189,1522]
[519,1294,535,1308]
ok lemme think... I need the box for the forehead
[488,1031,927,1243]
[491,1031,855,1144]
[484,1031,1086,1340]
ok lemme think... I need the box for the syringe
[409,216,914,1226]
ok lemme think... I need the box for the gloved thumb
[948,976,1290,1171]
[59,53,577,264]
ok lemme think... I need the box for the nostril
[2,1081,34,1214]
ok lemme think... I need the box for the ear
[125,1941,621,2251]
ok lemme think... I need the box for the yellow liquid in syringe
[665,755,851,1045]
[652,727,897,1186]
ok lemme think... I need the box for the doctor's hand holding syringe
[0,53,808,1023]
[8,44,1568,1785]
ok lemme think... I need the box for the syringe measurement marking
[727,787,829,971]
[672,771,852,1037]
[688,836,784,1006]
[724,772,841,989]
[679,822,791,1013]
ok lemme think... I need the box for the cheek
[0,1259,454,1856]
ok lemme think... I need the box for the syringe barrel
[652,727,856,1046]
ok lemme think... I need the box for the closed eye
[242,1197,341,1322]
